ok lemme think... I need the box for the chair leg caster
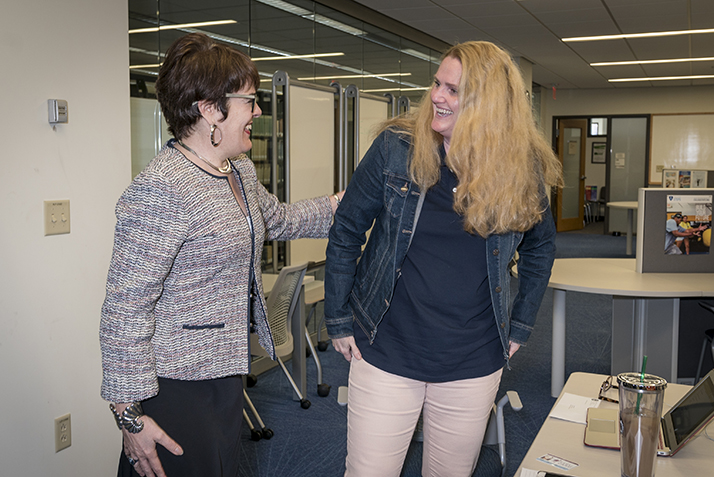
[317,341,329,352]
[317,383,331,397]
[300,399,311,409]
[250,429,263,441]
[261,428,274,439]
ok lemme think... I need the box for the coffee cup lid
[617,373,667,391]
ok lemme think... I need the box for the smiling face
[430,56,462,152]
[221,85,262,156]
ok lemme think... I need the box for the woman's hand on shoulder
[332,336,361,362]
[121,414,183,477]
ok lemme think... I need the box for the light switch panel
[44,200,70,235]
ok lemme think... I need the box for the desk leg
[552,289,567,398]
[626,209,634,256]
[290,286,307,401]
[612,297,679,383]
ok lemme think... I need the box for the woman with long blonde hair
[325,41,561,476]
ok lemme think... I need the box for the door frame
[555,118,588,232]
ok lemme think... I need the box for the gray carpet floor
[238,227,624,476]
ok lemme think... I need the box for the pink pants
[345,357,503,477]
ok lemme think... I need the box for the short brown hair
[155,33,260,140]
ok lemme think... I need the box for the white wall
[543,84,714,140]
[584,136,607,194]
[0,1,130,475]
[542,84,714,201]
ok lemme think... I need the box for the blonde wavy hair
[385,41,562,237]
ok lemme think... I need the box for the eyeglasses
[599,376,619,403]
[225,93,256,113]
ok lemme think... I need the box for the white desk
[516,372,713,477]
[514,259,714,397]
[607,201,638,255]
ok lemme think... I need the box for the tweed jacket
[100,141,333,403]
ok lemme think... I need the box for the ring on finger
[127,457,138,466]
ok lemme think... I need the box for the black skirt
[118,375,244,477]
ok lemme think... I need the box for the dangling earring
[210,124,223,147]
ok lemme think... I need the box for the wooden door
[556,119,587,232]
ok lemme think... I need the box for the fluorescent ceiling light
[591,57,714,66]
[252,53,344,61]
[363,87,429,93]
[130,64,161,69]
[129,20,237,34]
[563,28,714,42]
[609,75,714,83]
[297,73,411,80]
[402,48,440,64]
[255,0,367,36]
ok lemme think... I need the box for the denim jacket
[324,130,556,364]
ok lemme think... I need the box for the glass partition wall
[129,0,441,113]
[128,0,445,272]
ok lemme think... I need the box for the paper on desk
[548,392,601,424]
[520,469,540,477]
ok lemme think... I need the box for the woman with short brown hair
[100,32,343,477]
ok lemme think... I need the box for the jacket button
[492,249,500,256]
[500,322,505,329]
[495,286,502,293]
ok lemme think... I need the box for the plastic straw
[636,355,648,414]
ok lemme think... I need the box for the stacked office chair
[595,185,607,222]
[243,262,310,441]
[695,301,714,384]
[476,391,524,477]
[242,386,273,441]
[583,192,593,225]
[408,390,523,477]
[304,260,331,396]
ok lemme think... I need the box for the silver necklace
[177,140,232,174]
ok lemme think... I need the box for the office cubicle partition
[608,116,649,234]
[129,97,170,178]
[343,85,392,185]
[636,187,713,273]
[270,72,337,269]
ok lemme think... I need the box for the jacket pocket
[182,323,225,330]
[384,173,410,218]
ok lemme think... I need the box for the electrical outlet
[55,413,71,452]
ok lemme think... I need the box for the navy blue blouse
[356,154,503,382]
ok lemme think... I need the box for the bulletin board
[650,113,714,185]
[636,188,713,273]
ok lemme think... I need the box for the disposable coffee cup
[617,373,667,477]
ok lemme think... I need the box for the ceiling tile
[356,0,433,9]
[546,20,623,38]
[377,6,459,22]
[421,27,499,45]
[442,2,525,17]
[519,0,603,13]
[531,8,612,25]
[567,40,637,64]
[460,13,543,29]
[136,0,714,90]
[627,36,691,59]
